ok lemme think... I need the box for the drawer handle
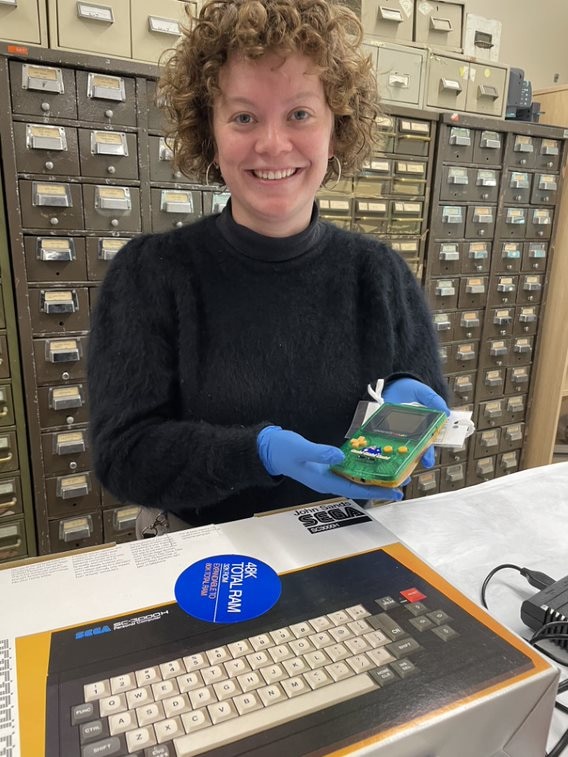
[0,452,13,463]
[0,498,17,512]
[0,406,8,417]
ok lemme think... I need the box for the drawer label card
[77,3,114,23]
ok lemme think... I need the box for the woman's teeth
[253,168,297,180]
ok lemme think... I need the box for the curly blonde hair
[159,0,380,183]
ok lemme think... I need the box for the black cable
[480,565,566,757]
[480,563,522,608]
[480,563,555,609]
[547,727,568,757]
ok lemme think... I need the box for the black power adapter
[521,575,568,648]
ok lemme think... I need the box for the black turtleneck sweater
[87,205,446,525]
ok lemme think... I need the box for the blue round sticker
[174,554,282,624]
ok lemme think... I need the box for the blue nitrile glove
[257,426,403,502]
[382,378,450,469]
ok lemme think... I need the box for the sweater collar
[215,200,325,262]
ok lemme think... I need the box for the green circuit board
[331,402,447,488]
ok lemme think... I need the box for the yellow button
[383,445,393,454]
[398,446,409,454]
[350,436,368,449]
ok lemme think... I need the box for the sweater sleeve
[87,236,277,516]
[383,249,448,401]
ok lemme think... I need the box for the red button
[400,587,426,602]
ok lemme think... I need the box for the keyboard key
[348,619,373,635]
[182,653,207,672]
[159,659,184,679]
[325,661,353,682]
[289,637,315,656]
[249,633,274,651]
[282,657,308,676]
[224,657,251,677]
[328,610,350,625]
[213,678,241,701]
[259,663,286,684]
[180,707,211,733]
[84,680,111,702]
[374,596,398,611]
[344,637,369,655]
[206,646,232,665]
[135,667,162,686]
[308,616,333,632]
[257,682,287,706]
[328,625,353,643]
[82,735,124,757]
[270,627,294,644]
[125,725,157,752]
[228,639,253,657]
[110,673,136,695]
[326,643,350,662]
[304,650,331,670]
[281,676,309,698]
[432,624,459,641]
[366,647,395,667]
[428,610,452,626]
[189,686,216,709]
[79,720,106,744]
[71,702,96,725]
[308,631,333,649]
[345,604,371,620]
[368,613,408,640]
[409,616,434,633]
[233,691,263,715]
[162,694,191,719]
[108,709,136,735]
[99,694,127,717]
[404,601,429,617]
[176,672,203,693]
[391,658,418,678]
[304,668,333,690]
[136,701,164,727]
[268,644,294,663]
[201,665,227,685]
[290,622,313,638]
[369,666,398,687]
[387,638,422,658]
[152,680,179,701]
[146,745,174,757]
[364,630,389,648]
[246,651,270,670]
[237,671,263,692]
[154,716,184,743]
[126,686,153,709]
[208,700,238,724]
[345,654,374,674]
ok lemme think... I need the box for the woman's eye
[234,113,253,125]
[291,110,310,121]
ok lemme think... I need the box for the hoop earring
[205,161,218,187]
[323,156,342,191]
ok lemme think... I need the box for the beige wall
[465,0,568,90]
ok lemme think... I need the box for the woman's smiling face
[212,51,334,237]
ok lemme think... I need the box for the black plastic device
[521,574,568,648]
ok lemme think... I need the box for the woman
[87,0,448,533]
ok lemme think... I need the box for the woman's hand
[257,426,403,502]
[382,378,450,469]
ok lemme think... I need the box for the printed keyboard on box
[44,549,533,757]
